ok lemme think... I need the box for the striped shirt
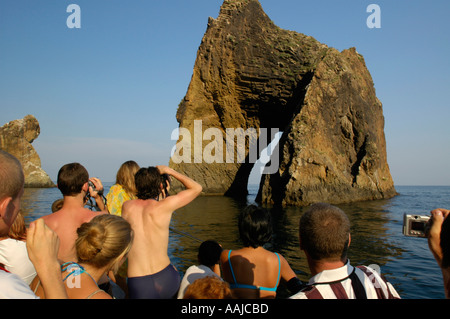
[289,261,401,299]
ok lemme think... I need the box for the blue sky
[0,0,449,186]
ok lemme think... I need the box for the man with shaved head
[290,203,400,299]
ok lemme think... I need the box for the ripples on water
[20,185,450,299]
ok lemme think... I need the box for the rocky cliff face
[0,115,55,188]
[256,47,397,205]
[169,0,396,205]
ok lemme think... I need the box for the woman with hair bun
[31,214,133,299]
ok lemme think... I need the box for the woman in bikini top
[32,262,107,299]
[30,214,133,299]
[220,205,299,299]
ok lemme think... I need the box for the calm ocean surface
[20,185,450,299]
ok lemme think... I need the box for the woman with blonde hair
[31,214,134,299]
[106,160,140,216]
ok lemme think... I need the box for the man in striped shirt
[290,203,400,299]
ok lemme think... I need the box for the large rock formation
[0,115,55,188]
[256,47,397,205]
[169,0,396,205]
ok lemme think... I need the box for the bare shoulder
[277,252,289,263]
[79,208,104,221]
[122,198,136,211]
[39,211,60,228]
[220,249,231,262]
[122,199,145,219]
[265,250,287,264]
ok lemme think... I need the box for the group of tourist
[0,149,449,299]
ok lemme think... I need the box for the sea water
[19,185,450,299]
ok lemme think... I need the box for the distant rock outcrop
[169,0,396,205]
[0,115,55,188]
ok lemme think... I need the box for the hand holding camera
[403,209,450,297]
[86,177,107,212]
[88,177,104,198]
[403,209,450,239]
[427,209,450,266]
[156,165,172,198]
[403,214,431,238]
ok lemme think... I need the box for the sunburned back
[122,199,172,277]
[41,208,105,262]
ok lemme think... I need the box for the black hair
[238,205,273,248]
[198,240,222,267]
[134,167,162,200]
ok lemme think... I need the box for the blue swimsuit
[128,264,181,299]
[227,250,281,292]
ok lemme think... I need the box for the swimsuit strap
[61,262,97,285]
[61,262,84,282]
[61,262,105,299]
[86,289,104,299]
[228,250,258,290]
[273,252,281,287]
[33,279,41,294]
[227,250,238,285]
[227,250,281,292]
[259,252,281,292]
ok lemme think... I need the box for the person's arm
[428,209,449,266]
[219,249,232,283]
[428,208,450,298]
[156,165,202,210]
[26,219,67,299]
[89,177,109,213]
[279,254,305,294]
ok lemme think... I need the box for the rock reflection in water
[169,195,401,290]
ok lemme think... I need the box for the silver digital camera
[403,214,431,238]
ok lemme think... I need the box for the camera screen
[411,221,425,231]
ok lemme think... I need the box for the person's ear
[0,196,12,218]
[0,196,16,235]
